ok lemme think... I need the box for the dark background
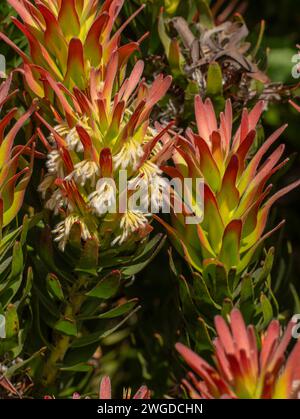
[1,0,300,398]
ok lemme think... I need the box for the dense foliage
[0,0,299,399]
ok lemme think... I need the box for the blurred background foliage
[0,0,300,398]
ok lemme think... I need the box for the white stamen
[113,138,144,170]
[46,149,64,177]
[65,126,84,153]
[129,162,169,212]
[111,210,150,246]
[45,189,69,215]
[65,160,99,187]
[52,214,91,251]
[38,175,55,198]
[88,179,116,215]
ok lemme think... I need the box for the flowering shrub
[0,0,299,401]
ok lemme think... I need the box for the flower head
[37,59,173,251]
[3,0,145,96]
[176,309,300,399]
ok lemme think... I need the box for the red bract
[176,309,300,399]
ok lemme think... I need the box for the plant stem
[42,280,86,387]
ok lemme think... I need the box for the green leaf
[164,0,181,15]
[33,284,60,318]
[67,222,82,260]
[37,226,58,274]
[178,274,199,319]
[20,215,29,246]
[202,262,230,305]
[252,19,266,58]
[5,347,47,379]
[54,318,78,337]
[169,38,184,77]
[290,284,300,314]
[206,62,223,96]
[260,293,273,329]
[0,241,24,307]
[5,304,19,339]
[122,234,166,277]
[79,298,139,320]
[240,275,254,304]
[206,62,225,113]
[76,238,99,276]
[132,234,165,263]
[227,268,237,293]
[98,299,138,319]
[239,275,255,322]
[256,247,274,286]
[219,220,242,270]
[194,317,214,353]
[59,363,93,372]
[71,306,140,348]
[64,343,99,367]
[158,11,171,55]
[192,270,221,310]
[46,273,64,302]
[221,298,233,318]
[9,241,23,279]
[0,256,12,276]
[86,270,121,299]
[19,267,33,306]
[195,0,214,28]
[0,227,22,262]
